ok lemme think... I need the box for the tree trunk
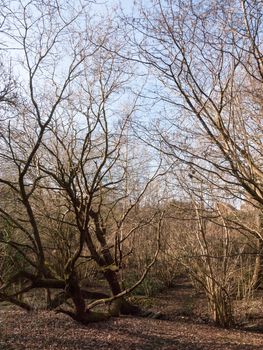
[208,289,234,328]
[251,238,263,290]
[63,273,109,324]
[103,268,141,316]
[65,273,86,316]
[90,214,158,318]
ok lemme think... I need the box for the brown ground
[1,280,263,350]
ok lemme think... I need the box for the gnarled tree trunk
[64,273,109,324]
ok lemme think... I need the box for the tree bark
[64,273,109,324]
[251,238,263,290]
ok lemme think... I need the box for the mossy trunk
[103,268,141,316]
[90,210,142,315]
[65,273,109,324]
[65,273,86,315]
[90,212,157,318]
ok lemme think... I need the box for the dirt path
[1,281,263,349]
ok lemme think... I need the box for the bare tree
[123,0,263,210]
[0,0,163,324]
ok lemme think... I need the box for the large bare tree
[0,0,163,323]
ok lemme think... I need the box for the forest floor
[1,279,263,350]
